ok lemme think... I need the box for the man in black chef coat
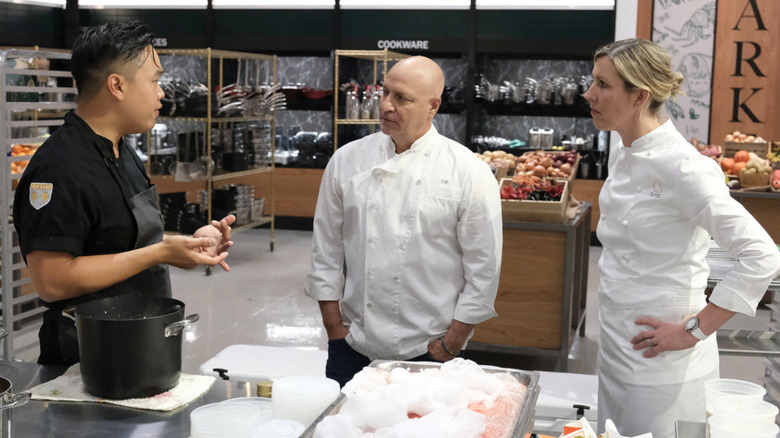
[13,21,235,365]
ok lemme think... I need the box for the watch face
[686,316,698,331]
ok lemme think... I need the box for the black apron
[38,142,171,366]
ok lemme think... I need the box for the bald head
[388,56,445,100]
[380,56,445,153]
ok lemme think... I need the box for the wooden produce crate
[739,168,771,189]
[724,141,770,159]
[500,178,570,223]
[519,150,580,189]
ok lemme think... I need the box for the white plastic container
[703,378,766,416]
[711,397,778,423]
[190,402,261,438]
[250,419,305,438]
[222,397,273,425]
[271,375,340,428]
[708,415,779,438]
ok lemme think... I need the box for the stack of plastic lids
[271,375,340,427]
[222,397,273,424]
[250,419,306,438]
[190,402,261,438]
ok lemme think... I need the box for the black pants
[325,338,442,387]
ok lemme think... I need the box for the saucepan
[62,295,199,399]
[0,328,31,438]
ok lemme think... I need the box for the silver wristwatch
[685,315,708,341]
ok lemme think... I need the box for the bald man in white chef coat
[305,56,503,387]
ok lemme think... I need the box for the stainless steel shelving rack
[706,243,780,410]
[1,48,76,360]
[154,48,278,250]
[332,49,408,149]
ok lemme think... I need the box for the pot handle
[164,314,200,337]
[0,392,30,411]
[61,305,76,322]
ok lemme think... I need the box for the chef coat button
[606,178,611,183]
[635,186,642,192]
[416,179,422,185]
[622,220,628,226]
[367,303,373,308]
[600,214,606,220]
[624,254,630,260]
[393,276,399,281]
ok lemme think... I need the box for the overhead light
[212,0,334,8]
[340,0,470,9]
[476,0,614,9]
[77,0,207,8]
[1,0,65,7]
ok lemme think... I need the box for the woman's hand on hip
[631,316,698,358]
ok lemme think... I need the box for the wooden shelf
[335,118,379,125]
[156,115,274,123]
[210,166,273,181]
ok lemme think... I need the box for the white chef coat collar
[375,126,437,174]
[624,116,673,154]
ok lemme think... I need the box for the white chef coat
[304,126,502,361]
[596,118,780,436]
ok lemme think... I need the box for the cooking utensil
[62,295,199,399]
[0,376,30,438]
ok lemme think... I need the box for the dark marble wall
[277,56,333,134]
[156,53,596,149]
[476,58,598,145]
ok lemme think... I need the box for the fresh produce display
[721,148,752,176]
[691,138,721,160]
[735,151,773,188]
[500,179,565,201]
[476,150,517,176]
[724,130,766,143]
[514,150,577,180]
[10,144,37,174]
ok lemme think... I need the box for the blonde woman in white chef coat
[583,38,780,438]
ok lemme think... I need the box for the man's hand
[193,214,235,271]
[427,319,474,362]
[160,235,229,270]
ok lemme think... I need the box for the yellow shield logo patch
[29,182,53,210]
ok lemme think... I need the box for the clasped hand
[631,316,699,358]
[164,214,236,271]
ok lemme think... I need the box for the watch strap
[690,326,708,341]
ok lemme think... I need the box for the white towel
[29,365,216,411]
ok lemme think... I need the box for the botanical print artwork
[653,0,716,143]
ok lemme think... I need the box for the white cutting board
[199,344,328,384]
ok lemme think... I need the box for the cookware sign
[377,40,430,50]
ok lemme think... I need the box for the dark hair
[70,21,156,99]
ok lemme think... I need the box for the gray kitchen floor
[168,227,770,385]
[16,227,769,385]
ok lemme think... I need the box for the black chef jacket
[13,111,171,365]
[14,111,148,260]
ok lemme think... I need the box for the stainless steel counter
[2,359,249,437]
[675,420,705,438]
